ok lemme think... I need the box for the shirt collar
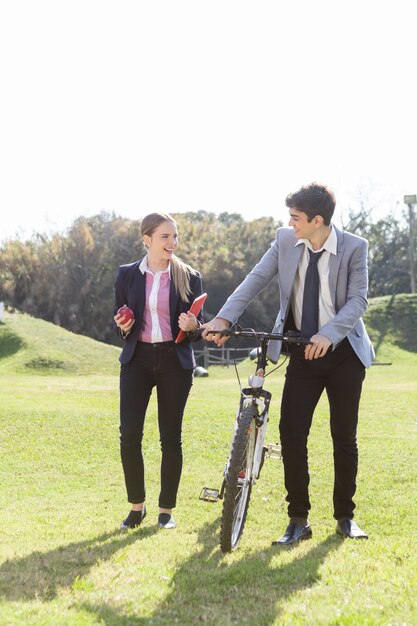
[139,256,171,275]
[295,225,337,255]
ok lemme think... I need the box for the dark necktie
[301,248,325,339]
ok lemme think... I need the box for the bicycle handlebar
[202,327,311,345]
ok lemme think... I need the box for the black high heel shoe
[120,506,147,530]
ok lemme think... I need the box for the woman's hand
[114,312,135,334]
[178,311,199,332]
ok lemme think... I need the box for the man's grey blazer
[217,226,375,367]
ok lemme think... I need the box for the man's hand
[201,317,231,346]
[304,334,332,360]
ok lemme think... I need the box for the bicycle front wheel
[220,404,258,552]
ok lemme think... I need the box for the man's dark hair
[285,183,336,225]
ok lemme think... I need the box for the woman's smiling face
[144,219,178,263]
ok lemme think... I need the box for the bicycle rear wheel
[220,404,258,552]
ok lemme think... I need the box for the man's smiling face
[288,208,316,240]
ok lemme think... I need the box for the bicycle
[199,327,310,552]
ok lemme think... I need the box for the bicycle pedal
[264,443,282,460]
[199,487,220,503]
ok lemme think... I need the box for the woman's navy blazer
[114,259,204,370]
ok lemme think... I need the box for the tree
[173,211,281,330]
[341,207,412,297]
[5,202,412,344]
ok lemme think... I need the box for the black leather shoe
[272,522,312,546]
[336,518,368,539]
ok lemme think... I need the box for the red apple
[117,305,135,324]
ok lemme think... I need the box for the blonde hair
[140,212,196,302]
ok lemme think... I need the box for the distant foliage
[341,208,414,296]
[172,211,280,329]
[1,207,415,344]
[0,212,142,344]
[0,211,281,344]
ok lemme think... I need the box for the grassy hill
[0,310,120,375]
[364,292,417,359]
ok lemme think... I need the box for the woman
[113,213,203,530]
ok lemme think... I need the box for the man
[203,183,374,545]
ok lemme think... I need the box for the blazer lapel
[134,261,146,320]
[329,227,344,308]
[282,242,303,296]
[169,278,179,330]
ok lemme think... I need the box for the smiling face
[143,219,178,267]
[288,208,318,239]
[288,207,331,250]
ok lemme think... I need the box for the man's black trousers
[279,338,366,520]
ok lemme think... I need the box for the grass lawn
[0,310,416,625]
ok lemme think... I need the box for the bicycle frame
[199,327,309,551]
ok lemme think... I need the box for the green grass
[0,308,416,625]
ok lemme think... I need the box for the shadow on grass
[0,526,158,602]
[80,517,342,625]
[0,323,25,360]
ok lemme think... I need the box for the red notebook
[175,292,207,344]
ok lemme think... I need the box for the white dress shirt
[291,226,338,332]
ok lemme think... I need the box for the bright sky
[1,1,416,243]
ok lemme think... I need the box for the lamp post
[404,194,417,294]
